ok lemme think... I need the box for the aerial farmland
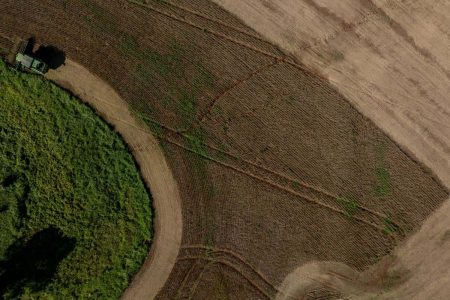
[0,0,449,299]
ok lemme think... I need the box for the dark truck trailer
[15,52,48,74]
[14,40,48,74]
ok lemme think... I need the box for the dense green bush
[0,60,152,299]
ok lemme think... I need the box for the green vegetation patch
[374,143,392,197]
[383,216,399,235]
[0,61,152,299]
[337,196,360,218]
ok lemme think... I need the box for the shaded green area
[0,61,152,299]
[0,228,76,298]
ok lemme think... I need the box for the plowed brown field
[1,0,448,299]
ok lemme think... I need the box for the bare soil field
[212,0,450,189]
[1,0,448,299]
[208,0,450,298]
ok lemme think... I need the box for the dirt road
[209,1,450,298]
[46,60,183,300]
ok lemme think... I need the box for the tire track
[174,259,209,299]
[181,245,278,293]
[178,257,273,299]
[153,0,272,45]
[185,261,213,300]
[127,0,299,66]
[182,58,281,133]
[74,91,404,234]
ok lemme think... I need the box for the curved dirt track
[275,261,371,300]
[45,60,183,300]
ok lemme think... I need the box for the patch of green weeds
[177,89,197,129]
[119,34,140,59]
[383,216,398,235]
[338,196,360,218]
[203,230,214,250]
[222,123,230,133]
[374,142,392,197]
[214,143,230,162]
[375,167,391,196]
[160,95,172,109]
[331,49,345,61]
[211,105,223,116]
[131,110,164,138]
[292,181,301,190]
[185,128,209,158]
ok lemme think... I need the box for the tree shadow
[0,227,76,297]
[0,174,18,188]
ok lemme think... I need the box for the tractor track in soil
[147,0,273,45]
[178,257,274,299]
[98,109,394,233]
[182,58,282,133]
[75,89,401,236]
[127,0,299,67]
[180,245,279,291]
[116,1,407,238]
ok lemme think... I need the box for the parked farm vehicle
[14,40,49,74]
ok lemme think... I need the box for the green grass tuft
[337,196,360,218]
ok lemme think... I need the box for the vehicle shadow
[26,37,66,69]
